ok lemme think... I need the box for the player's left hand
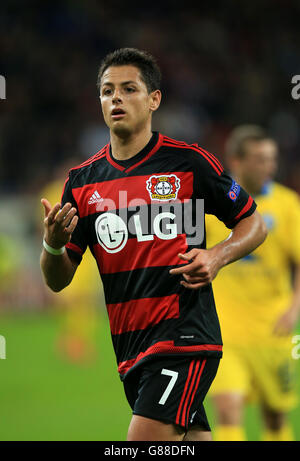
[169,248,222,289]
[273,306,300,336]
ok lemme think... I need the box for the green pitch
[0,311,299,441]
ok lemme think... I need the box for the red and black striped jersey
[61,132,256,379]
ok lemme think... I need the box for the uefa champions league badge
[227,179,240,202]
[146,174,181,201]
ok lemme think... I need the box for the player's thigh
[127,414,185,441]
[248,345,298,413]
[211,393,245,426]
[184,425,212,441]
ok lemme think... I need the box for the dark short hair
[97,47,161,94]
[225,124,272,158]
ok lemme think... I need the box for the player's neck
[110,127,153,161]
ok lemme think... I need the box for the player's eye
[125,87,135,93]
[102,88,112,95]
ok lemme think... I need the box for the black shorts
[123,356,220,431]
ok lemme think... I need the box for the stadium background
[0,0,300,440]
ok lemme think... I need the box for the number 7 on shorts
[158,369,178,405]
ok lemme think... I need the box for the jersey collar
[105,131,163,173]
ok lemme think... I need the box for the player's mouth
[111,108,126,120]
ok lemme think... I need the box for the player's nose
[112,88,122,104]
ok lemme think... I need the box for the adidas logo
[88,190,103,204]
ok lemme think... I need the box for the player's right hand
[169,247,222,289]
[41,198,78,249]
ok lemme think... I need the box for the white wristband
[43,239,65,256]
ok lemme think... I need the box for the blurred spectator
[1,1,300,194]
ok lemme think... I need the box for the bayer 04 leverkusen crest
[146,174,181,201]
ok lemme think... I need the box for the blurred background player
[39,161,103,363]
[207,125,300,441]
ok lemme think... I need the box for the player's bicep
[203,169,256,229]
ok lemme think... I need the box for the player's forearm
[40,248,77,292]
[212,210,267,269]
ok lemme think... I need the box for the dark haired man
[40,48,267,441]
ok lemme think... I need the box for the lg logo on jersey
[95,213,128,253]
[95,211,179,253]
[95,200,205,253]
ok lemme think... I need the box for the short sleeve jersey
[61,132,256,379]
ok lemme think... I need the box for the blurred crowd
[0,0,300,311]
[1,0,300,193]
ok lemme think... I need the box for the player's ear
[149,90,161,112]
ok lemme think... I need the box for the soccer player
[207,125,300,441]
[40,48,267,441]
